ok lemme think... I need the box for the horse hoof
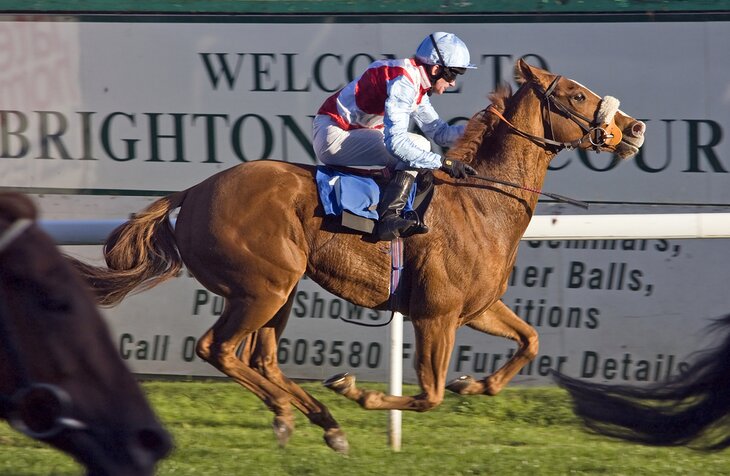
[324,428,349,454]
[272,417,294,448]
[323,373,355,395]
[446,375,477,395]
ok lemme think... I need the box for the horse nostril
[136,427,173,460]
[631,121,645,137]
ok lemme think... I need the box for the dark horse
[68,60,645,452]
[0,192,172,475]
[554,314,730,450]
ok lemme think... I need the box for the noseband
[0,218,87,439]
[486,75,623,152]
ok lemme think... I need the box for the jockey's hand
[440,158,476,179]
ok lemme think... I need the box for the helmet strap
[429,34,447,68]
[428,34,446,84]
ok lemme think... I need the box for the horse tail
[68,191,187,307]
[553,313,730,450]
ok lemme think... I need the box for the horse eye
[574,93,586,102]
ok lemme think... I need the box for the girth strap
[389,237,404,311]
[336,237,404,328]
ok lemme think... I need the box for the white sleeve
[413,94,465,148]
[382,76,443,169]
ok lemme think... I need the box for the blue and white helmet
[415,32,477,69]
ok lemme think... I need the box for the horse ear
[515,58,555,91]
[0,193,38,221]
[514,58,529,86]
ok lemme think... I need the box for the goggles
[440,66,466,83]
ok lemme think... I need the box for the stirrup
[401,210,428,237]
[375,215,417,241]
[401,222,429,238]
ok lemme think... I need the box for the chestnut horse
[68,60,645,453]
[0,193,172,475]
[554,313,730,450]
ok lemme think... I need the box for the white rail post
[388,311,404,451]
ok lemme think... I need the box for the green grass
[2,380,729,475]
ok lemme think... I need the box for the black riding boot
[375,171,420,241]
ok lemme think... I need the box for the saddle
[315,165,435,237]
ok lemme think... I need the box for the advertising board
[1,15,728,384]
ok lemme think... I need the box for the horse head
[514,59,645,159]
[0,193,172,476]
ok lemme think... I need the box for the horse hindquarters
[171,166,351,452]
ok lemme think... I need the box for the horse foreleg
[324,318,457,412]
[446,299,538,396]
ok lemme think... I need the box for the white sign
[1,19,728,203]
[3,17,729,385]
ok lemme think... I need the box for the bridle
[486,75,623,153]
[462,75,628,209]
[0,217,87,439]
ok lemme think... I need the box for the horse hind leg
[196,297,302,448]
[237,331,299,446]
[447,299,539,396]
[239,289,349,453]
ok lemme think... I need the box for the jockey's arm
[413,95,466,148]
[383,78,443,170]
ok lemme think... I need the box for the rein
[485,104,582,151]
[467,173,589,209]
[0,218,32,252]
[0,218,88,439]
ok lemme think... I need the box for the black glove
[440,158,476,179]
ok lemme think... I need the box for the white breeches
[312,114,431,172]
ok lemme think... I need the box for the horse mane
[445,83,513,165]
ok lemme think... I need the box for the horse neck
[472,86,556,216]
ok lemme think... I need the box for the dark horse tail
[553,314,730,450]
[67,191,187,307]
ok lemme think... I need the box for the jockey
[312,32,477,241]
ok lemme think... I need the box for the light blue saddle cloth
[315,166,415,220]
